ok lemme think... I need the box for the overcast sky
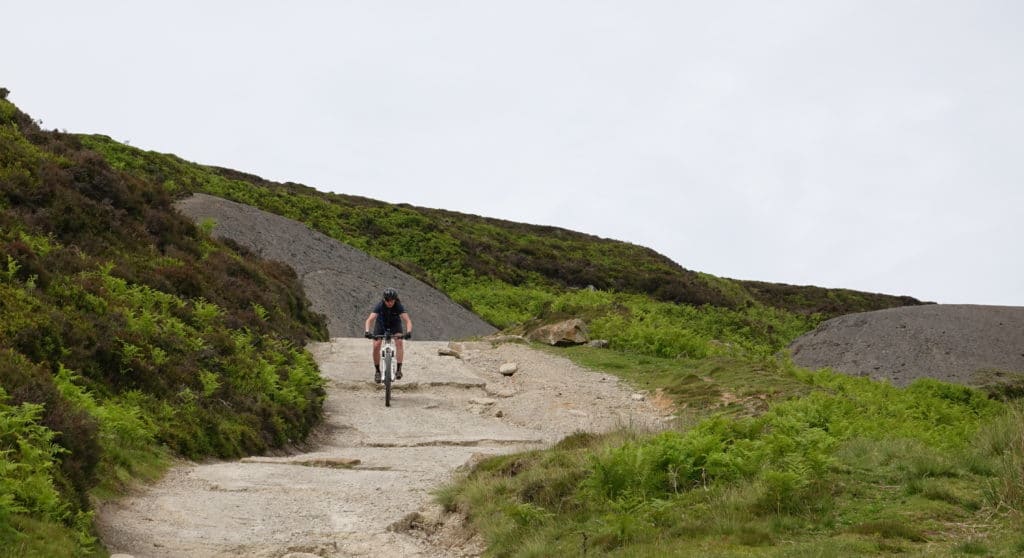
[5,1,1022,306]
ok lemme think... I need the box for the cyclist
[363,288,413,383]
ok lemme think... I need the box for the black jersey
[372,300,406,334]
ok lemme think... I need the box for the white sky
[5,1,1022,306]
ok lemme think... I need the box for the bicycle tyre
[383,347,393,407]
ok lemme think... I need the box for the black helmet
[383,288,398,301]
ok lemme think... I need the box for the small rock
[483,385,515,398]
[302,457,361,468]
[111,554,136,558]
[438,347,461,358]
[494,410,504,417]
[588,339,610,348]
[631,393,647,401]
[387,511,425,533]
[499,362,518,376]
[469,398,497,406]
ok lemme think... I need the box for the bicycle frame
[372,330,403,407]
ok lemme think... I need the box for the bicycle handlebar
[365,331,409,340]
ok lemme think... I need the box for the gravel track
[97,339,667,557]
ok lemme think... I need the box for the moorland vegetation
[2,88,1021,556]
[1,91,327,556]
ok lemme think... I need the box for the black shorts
[373,317,403,336]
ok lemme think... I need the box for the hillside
[77,133,925,320]
[1,91,329,553]
[175,193,497,340]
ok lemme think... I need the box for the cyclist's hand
[364,331,373,339]
[403,331,412,340]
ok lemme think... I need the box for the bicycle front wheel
[383,349,393,407]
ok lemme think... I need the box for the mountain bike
[370,330,405,407]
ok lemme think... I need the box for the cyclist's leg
[372,339,382,367]
[395,339,404,379]
[372,337,383,383]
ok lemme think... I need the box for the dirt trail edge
[97,339,668,557]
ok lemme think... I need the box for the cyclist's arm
[401,312,412,336]
[364,312,378,334]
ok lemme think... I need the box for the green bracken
[439,366,1021,556]
[1,96,327,556]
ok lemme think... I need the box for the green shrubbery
[444,281,818,360]
[446,277,556,328]
[583,371,998,506]
[977,402,1024,512]
[442,367,1020,555]
[587,293,816,358]
[0,389,88,547]
[1,97,327,555]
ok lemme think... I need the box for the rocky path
[97,339,666,557]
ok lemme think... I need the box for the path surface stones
[97,339,666,557]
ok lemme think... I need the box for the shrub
[0,350,100,510]
[579,370,996,524]
[2,99,328,552]
[0,388,71,545]
[976,402,1024,513]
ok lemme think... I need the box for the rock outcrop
[789,304,1024,387]
[526,318,590,346]
[175,193,498,341]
